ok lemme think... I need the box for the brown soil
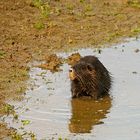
[37,54,63,72]
[1,0,140,138]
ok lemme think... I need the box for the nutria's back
[69,55,111,99]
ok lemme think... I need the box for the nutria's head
[69,62,96,85]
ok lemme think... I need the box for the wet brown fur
[70,55,112,99]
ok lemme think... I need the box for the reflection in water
[69,96,112,133]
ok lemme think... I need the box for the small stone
[134,49,139,53]
[132,71,137,74]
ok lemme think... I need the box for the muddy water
[4,38,140,139]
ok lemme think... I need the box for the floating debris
[66,53,81,66]
[132,71,138,74]
[21,120,31,126]
[134,49,139,53]
[98,49,102,54]
[37,54,63,72]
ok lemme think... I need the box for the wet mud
[1,38,140,139]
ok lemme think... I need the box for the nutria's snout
[69,68,76,81]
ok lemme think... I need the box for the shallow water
[3,38,140,139]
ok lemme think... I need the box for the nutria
[69,55,111,99]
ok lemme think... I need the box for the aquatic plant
[21,120,31,126]
[11,131,23,140]
[2,104,15,115]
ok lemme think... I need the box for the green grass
[2,104,15,115]
[21,120,30,126]
[11,131,23,140]
[11,131,36,140]
[67,4,74,10]
[34,21,45,30]
[31,0,43,8]
[131,27,140,33]
[127,0,140,8]
[0,50,6,58]
[40,4,50,18]
[31,0,51,18]
[85,4,93,12]
[80,0,85,3]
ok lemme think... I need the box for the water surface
[4,38,140,140]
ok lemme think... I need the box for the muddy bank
[1,0,140,138]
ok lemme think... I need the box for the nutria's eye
[69,69,73,72]
[87,64,93,71]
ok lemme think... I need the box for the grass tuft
[34,22,45,30]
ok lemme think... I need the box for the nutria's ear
[87,64,93,71]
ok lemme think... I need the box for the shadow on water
[69,96,112,133]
